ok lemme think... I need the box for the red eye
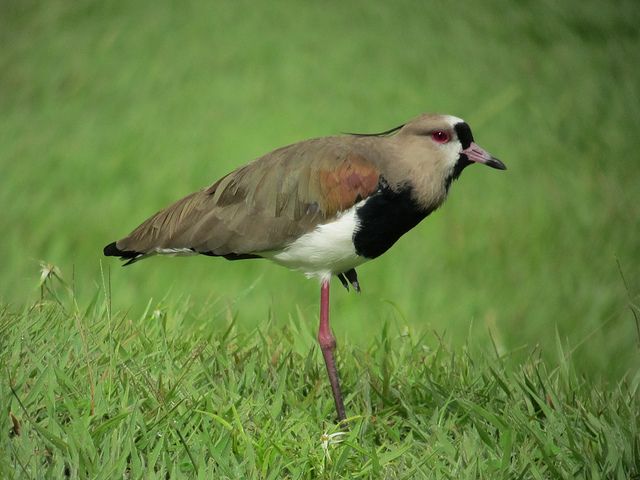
[431,130,450,143]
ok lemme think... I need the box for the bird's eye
[431,130,450,143]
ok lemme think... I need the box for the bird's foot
[336,268,361,293]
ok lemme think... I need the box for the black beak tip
[487,157,507,170]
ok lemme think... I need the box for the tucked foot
[336,268,360,293]
[344,268,360,293]
[337,273,350,291]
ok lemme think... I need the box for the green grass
[1,0,640,477]
[2,286,639,478]
[1,0,639,369]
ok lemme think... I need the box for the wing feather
[115,138,382,258]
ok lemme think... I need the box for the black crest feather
[344,123,405,137]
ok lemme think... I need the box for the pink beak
[462,142,506,170]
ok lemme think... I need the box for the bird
[104,113,506,422]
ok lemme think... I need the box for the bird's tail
[103,242,144,266]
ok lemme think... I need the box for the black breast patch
[353,178,433,259]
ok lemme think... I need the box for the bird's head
[347,113,505,207]
[397,113,505,184]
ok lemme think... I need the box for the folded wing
[106,138,381,263]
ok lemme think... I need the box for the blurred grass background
[1,0,638,377]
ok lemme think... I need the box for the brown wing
[113,137,381,258]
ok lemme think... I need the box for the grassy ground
[1,0,639,477]
[2,287,639,478]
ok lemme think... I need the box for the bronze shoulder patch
[318,153,380,216]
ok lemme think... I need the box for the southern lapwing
[104,113,505,422]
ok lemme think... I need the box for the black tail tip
[104,241,144,265]
[103,241,122,257]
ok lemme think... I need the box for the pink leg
[318,279,347,422]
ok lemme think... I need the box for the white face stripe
[261,201,368,281]
[442,138,464,168]
[442,115,467,168]
[445,115,465,126]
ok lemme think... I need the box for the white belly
[261,203,368,282]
